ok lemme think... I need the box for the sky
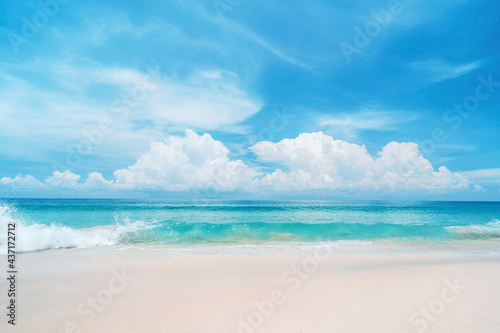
[0,0,499,199]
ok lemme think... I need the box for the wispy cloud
[180,1,313,69]
[319,110,417,141]
[410,60,482,83]
[227,23,313,69]
[435,144,477,153]
[459,168,500,185]
[0,60,263,164]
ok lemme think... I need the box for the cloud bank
[0,130,475,196]
[251,132,470,192]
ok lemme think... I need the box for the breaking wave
[0,204,154,254]
[446,220,500,239]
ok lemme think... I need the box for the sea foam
[446,220,500,239]
[0,204,152,254]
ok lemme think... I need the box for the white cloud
[113,129,259,191]
[228,23,312,68]
[0,131,476,195]
[319,110,417,141]
[251,131,471,192]
[83,172,114,190]
[0,131,259,193]
[410,60,482,83]
[459,168,500,185]
[185,2,312,68]
[474,184,485,192]
[0,61,262,165]
[71,9,164,47]
[0,175,45,189]
[143,70,263,130]
[45,171,81,188]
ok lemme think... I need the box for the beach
[2,200,500,332]
[2,246,500,333]
[2,0,499,331]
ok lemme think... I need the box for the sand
[1,247,500,333]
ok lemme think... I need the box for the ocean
[1,199,500,254]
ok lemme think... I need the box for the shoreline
[2,247,500,332]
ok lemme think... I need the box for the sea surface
[1,199,500,254]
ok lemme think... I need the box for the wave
[446,220,500,239]
[1,201,500,253]
[0,205,154,254]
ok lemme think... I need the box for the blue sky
[0,0,499,199]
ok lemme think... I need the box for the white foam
[446,220,500,239]
[0,204,153,254]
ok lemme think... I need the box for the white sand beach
[2,247,500,333]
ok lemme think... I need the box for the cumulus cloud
[0,175,45,189]
[45,171,81,188]
[0,131,476,195]
[0,171,113,192]
[113,129,259,191]
[83,172,114,190]
[251,131,471,192]
[0,131,258,194]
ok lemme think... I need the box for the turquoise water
[1,199,500,253]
